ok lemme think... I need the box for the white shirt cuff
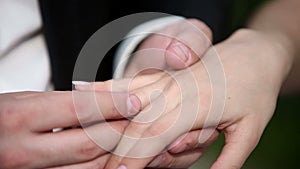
[113,16,185,79]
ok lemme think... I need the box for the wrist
[231,28,294,84]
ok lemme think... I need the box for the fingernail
[169,43,191,62]
[72,81,91,86]
[72,81,93,90]
[126,94,141,115]
[117,165,127,169]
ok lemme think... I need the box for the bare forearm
[247,0,300,95]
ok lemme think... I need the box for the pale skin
[75,19,215,169]
[84,29,290,169]
[0,90,202,169]
[1,0,300,169]
[77,0,300,169]
[0,21,210,169]
[0,91,129,169]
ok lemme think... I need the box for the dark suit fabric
[39,0,233,90]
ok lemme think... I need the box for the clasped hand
[0,19,286,169]
[78,23,285,169]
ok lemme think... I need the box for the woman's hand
[78,18,215,169]
[77,28,292,169]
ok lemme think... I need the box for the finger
[168,129,220,154]
[124,23,178,77]
[165,19,212,70]
[105,73,204,169]
[148,150,203,168]
[165,41,199,70]
[131,73,178,111]
[30,121,128,168]
[124,19,212,77]
[85,73,174,111]
[73,80,130,92]
[20,91,139,131]
[73,72,165,93]
[211,118,261,169]
[104,108,179,169]
[105,98,200,169]
[46,154,110,169]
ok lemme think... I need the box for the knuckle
[0,100,27,130]
[187,19,213,39]
[77,138,101,160]
[181,135,196,148]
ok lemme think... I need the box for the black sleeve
[39,0,233,90]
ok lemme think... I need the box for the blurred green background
[191,0,300,168]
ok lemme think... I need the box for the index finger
[7,91,140,132]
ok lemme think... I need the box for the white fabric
[0,0,51,93]
[113,16,184,79]
[0,35,50,93]
[0,0,41,52]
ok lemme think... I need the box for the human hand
[0,90,204,169]
[90,29,289,169]
[75,18,214,169]
[76,78,220,169]
[0,18,213,169]
[122,18,212,77]
[0,91,139,169]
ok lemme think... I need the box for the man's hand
[0,91,136,169]
[123,18,212,77]
[0,90,202,169]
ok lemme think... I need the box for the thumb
[124,19,213,77]
[211,118,261,169]
[165,19,213,70]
